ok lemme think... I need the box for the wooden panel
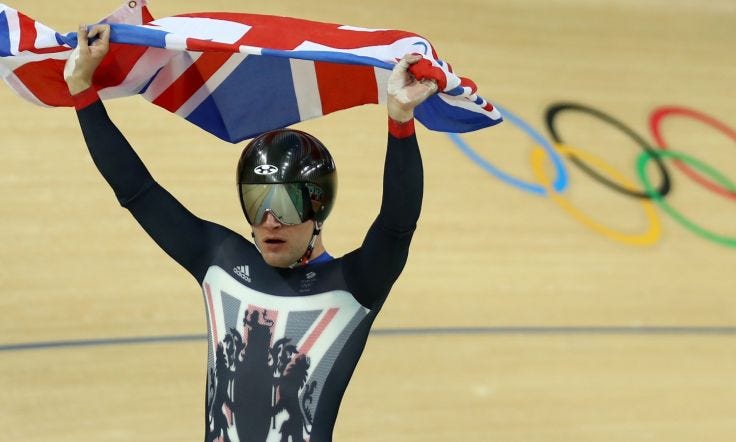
[1,0,734,440]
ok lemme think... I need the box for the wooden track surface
[1,0,735,440]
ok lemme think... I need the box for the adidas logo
[233,265,251,283]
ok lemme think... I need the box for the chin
[261,252,294,268]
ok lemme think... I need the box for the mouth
[261,237,287,254]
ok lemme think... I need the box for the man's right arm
[66,24,228,282]
[73,90,227,282]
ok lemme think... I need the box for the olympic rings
[531,144,661,246]
[649,106,736,200]
[546,102,672,199]
[446,101,736,248]
[637,150,736,247]
[447,104,568,196]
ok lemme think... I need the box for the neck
[290,222,326,268]
[310,236,326,260]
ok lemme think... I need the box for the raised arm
[66,25,229,282]
[66,25,154,205]
[343,54,437,309]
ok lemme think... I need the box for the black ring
[545,102,671,199]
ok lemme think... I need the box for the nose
[260,211,283,229]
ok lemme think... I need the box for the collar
[307,251,334,265]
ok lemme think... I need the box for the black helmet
[237,129,337,226]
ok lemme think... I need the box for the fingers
[422,78,438,94]
[87,24,110,44]
[405,53,423,64]
[77,24,111,52]
[393,53,422,74]
[413,80,437,103]
[386,52,438,121]
[77,24,89,50]
[65,23,110,94]
[395,53,423,72]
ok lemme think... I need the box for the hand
[65,24,111,95]
[386,53,438,123]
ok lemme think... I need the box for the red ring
[649,106,736,200]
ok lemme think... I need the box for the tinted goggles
[240,183,320,226]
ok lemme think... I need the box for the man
[66,23,436,442]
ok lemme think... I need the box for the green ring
[636,150,736,248]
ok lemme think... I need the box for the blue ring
[447,104,569,195]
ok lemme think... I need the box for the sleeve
[72,88,230,283]
[342,118,423,309]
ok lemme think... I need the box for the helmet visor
[240,183,316,225]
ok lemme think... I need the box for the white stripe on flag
[290,59,323,120]
[437,92,502,120]
[99,47,175,100]
[174,53,246,118]
[141,51,202,101]
[237,45,263,56]
[292,36,431,64]
[151,17,252,44]
[0,50,69,74]
[163,33,190,51]
[6,9,20,55]
[33,21,61,50]
[336,25,391,32]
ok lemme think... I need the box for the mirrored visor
[240,183,314,225]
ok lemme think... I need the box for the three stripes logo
[233,265,251,283]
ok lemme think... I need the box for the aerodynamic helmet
[237,129,337,226]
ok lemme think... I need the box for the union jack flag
[0,1,502,142]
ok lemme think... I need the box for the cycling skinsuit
[73,88,422,442]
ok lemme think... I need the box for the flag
[0,1,502,143]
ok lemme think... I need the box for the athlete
[66,24,437,441]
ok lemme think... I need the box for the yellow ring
[530,143,662,246]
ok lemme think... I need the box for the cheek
[297,224,316,243]
[251,228,270,248]
[299,223,314,236]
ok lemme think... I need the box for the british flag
[0,1,502,142]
